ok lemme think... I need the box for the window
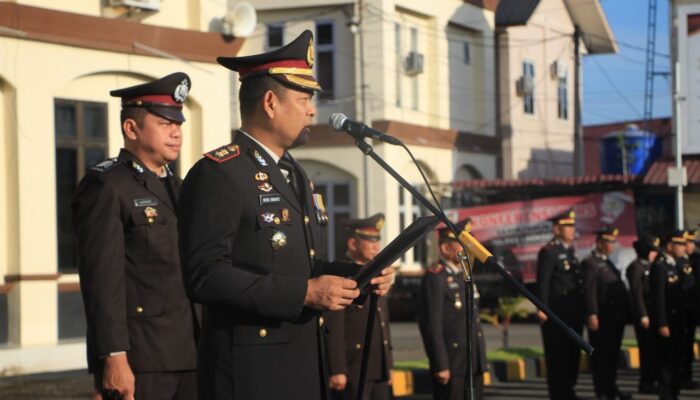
[398,186,428,266]
[463,42,471,65]
[558,75,568,119]
[58,289,86,339]
[410,27,419,110]
[55,99,108,273]
[314,182,353,260]
[523,62,535,114]
[266,24,284,49]
[315,21,335,100]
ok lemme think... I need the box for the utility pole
[643,0,658,132]
[669,0,685,229]
[355,0,370,216]
[573,25,583,176]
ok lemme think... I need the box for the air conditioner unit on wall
[405,51,424,76]
[109,0,160,11]
[516,76,534,96]
[551,60,567,79]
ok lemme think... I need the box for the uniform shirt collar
[440,258,461,274]
[662,252,676,265]
[239,129,281,164]
[592,249,607,260]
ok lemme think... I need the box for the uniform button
[452,342,459,348]
[259,329,267,338]
[355,343,362,349]
[136,306,144,314]
[319,317,324,327]
[377,307,381,312]
[380,322,385,327]
[383,340,388,345]
[309,249,315,257]
[477,332,482,337]
[304,216,310,224]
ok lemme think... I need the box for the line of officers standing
[536,209,700,400]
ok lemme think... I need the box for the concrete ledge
[0,341,86,376]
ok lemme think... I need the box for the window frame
[315,20,337,101]
[522,61,535,115]
[266,23,285,50]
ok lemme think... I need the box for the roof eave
[566,0,618,54]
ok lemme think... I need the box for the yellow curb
[695,342,699,361]
[579,352,589,373]
[391,370,413,397]
[626,347,640,369]
[483,371,491,385]
[506,359,526,381]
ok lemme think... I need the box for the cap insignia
[307,37,315,68]
[173,78,189,103]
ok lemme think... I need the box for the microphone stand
[348,138,593,373]
[457,251,475,400]
[356,293,378,400]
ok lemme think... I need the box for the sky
[582,0,672,126]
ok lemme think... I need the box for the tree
[480,296,529,349]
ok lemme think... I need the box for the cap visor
[148,106,185,123]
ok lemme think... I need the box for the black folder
[353,215,440,290]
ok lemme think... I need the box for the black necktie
[278,155,300,199]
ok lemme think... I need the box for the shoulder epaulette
[90,157,119,172]
[204,144,241,163]
[427,264,445,274]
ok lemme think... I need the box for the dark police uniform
[650,231,687,400]
[536,209,584,400]
[626,233,660,393]
[325,214,393,400]
[582,226,630,400]
[418,219,487,400]
[72,73,197,399]
[678,229,698,389]
[178,31,356,400]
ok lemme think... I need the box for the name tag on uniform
[259,194,281,205]
[133,198,159,207]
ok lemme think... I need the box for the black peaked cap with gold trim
[217,30,321,92]
[685,229,698,242]
[344,213,385,242]
[633,233,660,255]
[110,72,190,123]
[551,209,576,226]
[595,226,619,242]
[438,218,472,241]
[666,229,688,245]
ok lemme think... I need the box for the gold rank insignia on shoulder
[144,206,157,224]
[255,172,269,181]
[668,275,679,283]
[259,182,273,192]
[271,230,287,250]
[204,144,241,163]
[563,260,570,270]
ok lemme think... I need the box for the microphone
[329,113,402,145]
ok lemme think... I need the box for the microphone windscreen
[329,113,347,131]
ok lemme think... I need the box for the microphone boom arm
[351,137,594,355]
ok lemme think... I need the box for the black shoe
[638,382,658,394]
[682,380,699,389]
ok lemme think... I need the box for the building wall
[0,2,233,374]
[499,0,577,179]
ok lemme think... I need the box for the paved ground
[3,322,700,399]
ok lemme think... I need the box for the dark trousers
[541,318,583,400]
[633,322,656,387]
[680,313,697,383]
[432,373,484,400]
[656,327,685,400]
[331,379,391,400]
[95,370,197,400]
[589,316,625,397]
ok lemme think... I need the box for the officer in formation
[177,30,394,400]
[536,209,585,400]
[679,229,699,390]
[650,230,689,400]
[626,233,660,394]
[582,227,631,400]
[686,230,700,389]
[72,73,198,399]
[418,218,487,400]
[325,214,393,400]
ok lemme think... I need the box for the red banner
[445,191,637,283]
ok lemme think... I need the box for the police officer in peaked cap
[72,72,198,400]
[536,209,585,400]
[418,218,487,400]
[650,229,688,400]
[325,213,394,400]
[626,233,660,394]
[582,226,631,400]
[177,30,395,400]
